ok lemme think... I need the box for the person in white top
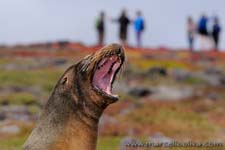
[187,16,196,52]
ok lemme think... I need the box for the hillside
[0,43,225,150]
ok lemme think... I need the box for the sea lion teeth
[112,94,118,98]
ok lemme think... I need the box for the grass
[0,69,62,93]
[0,92,38,105]
[0,50,225,149]
[0,133,122,150]
[98,136,122,150]
[0,58,11,65]
[0,136,27,150]
[2,133,223,150]
[130,59,190,72]
[27,105,41,115]
[118,101,220,140]
[0,123,33,150]
[183,76,206,85]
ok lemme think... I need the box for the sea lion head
[55,43,125,110]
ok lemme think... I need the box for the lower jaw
[94,86,119,101]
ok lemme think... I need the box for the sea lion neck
[47,86,104,127]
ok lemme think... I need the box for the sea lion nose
[116,46,123,55]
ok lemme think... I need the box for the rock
[0,106,33,121]
[204,68,223,76]
[147,67,167,78]
[0,57,68,71]
[172,69,191,81]
[0,113,6,121]
[150,86,193,101]
[0,86,43,103]
[128,87,152,97]
[52,59,67,66]
[10,86,24,93]
[173,69,225,87]
[207,92,220,101]
[220,76,225,85]
[119,104,135,116]
[195,72,222,87]
[113,81,129,94]
[0,125,20,134]
[1,100,9,106]
[99,115,117,128]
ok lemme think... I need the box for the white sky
[0,0,225,50]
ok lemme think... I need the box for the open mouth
[92,54,122,98]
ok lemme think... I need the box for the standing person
[134,11,145,48]
[96,11,105,46]
[198,14,208,36]
[112,9,130,46]
[212,16,222,51]
[197,14,211,50]
[187,16,196,52]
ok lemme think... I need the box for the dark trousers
[98,31,104,45]
[212,34,219,50]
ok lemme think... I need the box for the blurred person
[197,14,212,50]
[134,11,145,48]
[211,16,222,51]
[198,14,208,37]
[95,11,105,45]
[112,9,131,46]
[187,16,196,52]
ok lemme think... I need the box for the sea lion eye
[61,77,67,85]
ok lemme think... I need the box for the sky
[0,0,225,50]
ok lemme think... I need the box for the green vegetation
[1,49,225,149]
[0,134,122,150]
[28,105,41,115]
[0,92,37,105]
[120,101,220,139]
[0,124,33,150]
[98,136,122,150]
[0,69,62,93]
[183,76,206,85]
[0,136,27,150]
[131,59,190,71]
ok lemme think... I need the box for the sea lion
[23,43,125,150]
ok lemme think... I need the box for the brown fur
[23,44,125,150]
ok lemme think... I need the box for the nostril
[117,47,122,55]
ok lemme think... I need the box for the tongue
[101,73,112,94]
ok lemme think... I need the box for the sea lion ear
[59,66,76,85]
[61,77,68,85]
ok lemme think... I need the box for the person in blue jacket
[212,16,222,50]
[134,11,145,48]
[198,14,208,36]
[197,14,212,50]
